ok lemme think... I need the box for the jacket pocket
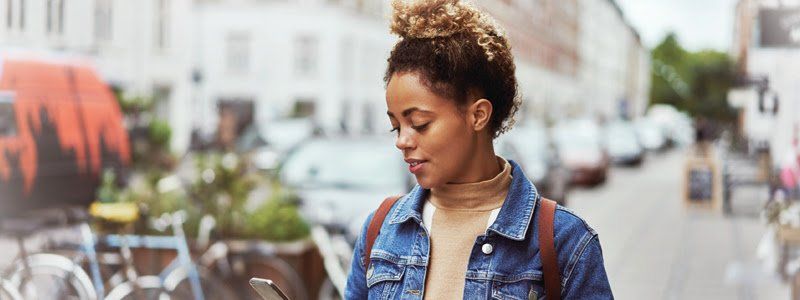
[366,259,406,299]
[490,276,544,300]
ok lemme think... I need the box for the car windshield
[508,127,549,162]
[606,123,639,151]
[262,119,314,152]
[555,128,599,151]
[281,139,404,189]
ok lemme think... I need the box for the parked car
[251,118,316,172]
[604,121,645,166]
[553,120,609,186]
[0,52,131,216]
[635,118,668,151]
[497,124,569,205]
[279,137,413,241]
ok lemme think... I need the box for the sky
[615,0,739,52]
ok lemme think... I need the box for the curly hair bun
[390,0,503,37]
[386,0,519,138]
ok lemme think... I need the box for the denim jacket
[345,160,613,299]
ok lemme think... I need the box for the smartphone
[249,278,290,300]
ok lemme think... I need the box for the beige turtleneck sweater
[422,157,512,299]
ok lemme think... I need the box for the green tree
[649,33,736,122]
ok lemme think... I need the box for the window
[94,0,112,41]
[294,35,318,78]
[57,0,64,34]
[152,85,171,121]
[7,0,12,29]
[291,99,315,118]
[154,0,170,49]
[46,0,51,32]
[45,0,64,34]
[225,31,251,73]
[0,92,16,136]
[18,0,23,29]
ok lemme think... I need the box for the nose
[395,129,416,151]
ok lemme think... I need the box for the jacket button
[366,265,374,279]
[482,243,493,255]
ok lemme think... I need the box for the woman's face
[386,72,479,189]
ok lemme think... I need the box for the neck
[447,136,500,184]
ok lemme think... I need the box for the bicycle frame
[98,222,204,300]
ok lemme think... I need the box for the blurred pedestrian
[344,1,612,299]
[695,116,713,157]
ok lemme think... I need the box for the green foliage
[187,152,309,241]
[189,152,258,237]
[649,32,737,122]
[148,120,172,149]
[116,95,154,115]
[243,185,309,241]
[96,169,121,203]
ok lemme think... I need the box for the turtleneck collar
[429,156,512,211]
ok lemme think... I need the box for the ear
[467,98,493,132]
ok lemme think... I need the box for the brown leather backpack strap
[363,195,403,271]
[538,197,561,300]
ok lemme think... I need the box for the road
[567,148,788,299]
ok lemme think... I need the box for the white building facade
[1,0,650,153]
[578,0,649,121]
[731,0,800,166]
[1,0,196,152]
[192,0,396,140]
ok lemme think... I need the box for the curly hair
[385,0,521,138]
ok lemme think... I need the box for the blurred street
[570,148,787,299]
[1,0,799,298]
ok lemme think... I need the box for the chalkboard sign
[688,166,713,202]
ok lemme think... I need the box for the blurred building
[0,0,649,153]
[193,0,395,142]
[0,0,196,152]
[731,0,800,165]
[576,0,649,121]
[480,0,649,123]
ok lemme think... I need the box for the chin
[415,175,442,190]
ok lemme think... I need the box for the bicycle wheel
[235,256,308,300]
[0,279,23,300]
[8,253,97,300]
[163,265,237,299]
[105,276,168,300]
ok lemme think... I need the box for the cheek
[421,119,473,177]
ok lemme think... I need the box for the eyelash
[390,123,429,134]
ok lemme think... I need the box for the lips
[405,158,428,174]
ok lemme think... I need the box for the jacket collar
[389,159,539,241]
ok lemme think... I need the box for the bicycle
[0,277,23,300]
[306,204,364,300]
[1,209,98,300]
[164,214,308,300]
[42,203,235,299]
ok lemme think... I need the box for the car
[250,118,316,172]
[553,120,610,186]
[635,118,668,151]
[497,123,569,205]
[604,121,645,166]
[278,136,414,241]
[0,51,131,216]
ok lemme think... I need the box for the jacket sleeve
[344,212,374,299]
[561,234,614,299]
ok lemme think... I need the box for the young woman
[345,0,613,298]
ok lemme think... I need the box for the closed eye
[412,123,429,131]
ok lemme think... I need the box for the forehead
[386,72,456,116]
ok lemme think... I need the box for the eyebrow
[386,107,433,118]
